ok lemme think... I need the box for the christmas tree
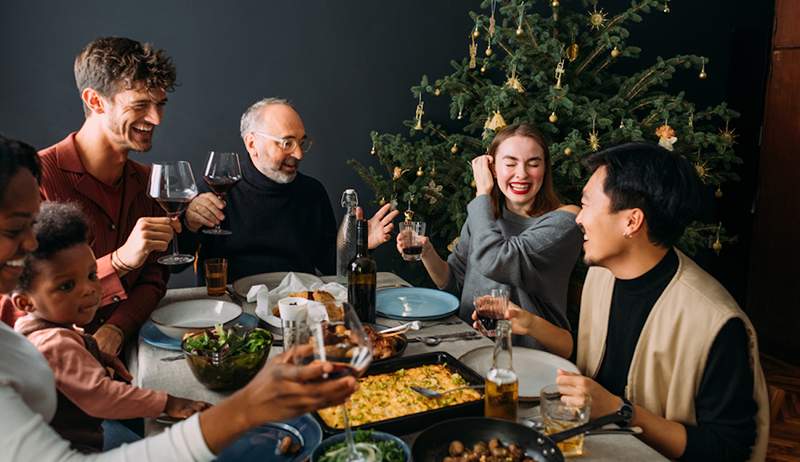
[351,0,739,259]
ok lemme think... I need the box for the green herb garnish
[319,430,404,462]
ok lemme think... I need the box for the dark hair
[74,37,177,115]
[18,202,89,291]
[0,135,41,204]
[583,142,704,248]
[487,123,561,218]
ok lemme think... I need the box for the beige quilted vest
[576,250,768,462]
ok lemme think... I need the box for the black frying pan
[412,411,629,462]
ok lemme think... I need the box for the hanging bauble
[516,25,524,36]
[548,112,558,123]
[715,187,723,199]
[719,123,738,145]
[480,64,487,73]
[566,43,580,62]
[485,44,493,57]
[712,239,722,254]
[434,88,441,96]
[564,147,572,156]
[472,27,480,39]
[378,197,386,206]
[486,110,507,131]
[393,167,408,181]
[611,46,621,58]
[588,130,601,152]
[588,5,607,30]
[370,144,376,156]
[699,58,708,79]
[551,0,560,7]
[416,166,424,177]
[451,143,459,154]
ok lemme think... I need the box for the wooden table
[129,285,667,461]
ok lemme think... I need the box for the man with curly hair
[1,37,179,356]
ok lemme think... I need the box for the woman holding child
[0,136,356,461]
[394,123,582,358]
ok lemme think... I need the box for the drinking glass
[148,161,198,265]
[308,302,375,462]
[474,287,509,336]
[204,258,227,296]
[399,221,427,261]
[202,151,242,235]
[540,384,591,457]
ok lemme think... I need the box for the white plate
[232,272,320,298]
[459,345,579,401]
[150,299,242,339]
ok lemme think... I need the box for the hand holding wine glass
[202,151,242,235]
[147,161,198,265]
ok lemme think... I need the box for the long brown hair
[488,123,561,218]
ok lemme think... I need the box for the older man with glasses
[181,97,397,283]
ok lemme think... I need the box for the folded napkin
[278,297,308,322]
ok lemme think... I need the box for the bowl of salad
[311,430,410,462]
[181,324,272,390]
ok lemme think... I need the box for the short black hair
[18,202,90,291]
[583,142,704,248]
[0,135,41,204]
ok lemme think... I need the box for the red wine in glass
[156,197,192,217]
[403,245,423,256]
[204,177,239,196]
[202,151,242,236]
[147,161,198,265]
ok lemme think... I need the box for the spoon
[411,332,483,346]
[409,384,485,399]
[378,320,421,335]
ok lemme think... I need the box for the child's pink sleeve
[30,329,168,419]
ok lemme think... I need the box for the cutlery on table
[409,384,485,398]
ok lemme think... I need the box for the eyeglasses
[252,131,313,153]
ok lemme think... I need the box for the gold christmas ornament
[414,96,424,130]
[688,111,694,129]
[468,35,477,69]
[619,118,625,129]
[551,0,560,7]
[554,59,565,89]
[485,110,507,131]
[588,5,608,30]
[694,161,710,182]
[485,44,493,57]
[516,2,526,37]
[392,167,409,181]
[567,43,580,62]
[715,187,723,199]
[457,101,464,120]
[505,65,525,93]
[470,179,476,188]
[480,64,487,73]
[516,25,524,36]
[416,166,424,177]
[370,144,376,155]
[378,197,386,206]
[472,27,480,39]
[663,0,671,13]
[451,143,459,154]
[588,115,600,152]
[611,46,621,58]
[719,124,738,145]
[699,58,708,79]
[712,238,722,254]
[434,87,441,96]
[548,111,558,123]
[655,123,678,151]
[564,147,573,156]
[489,0,497,37]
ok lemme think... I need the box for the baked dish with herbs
[317,364,482,428]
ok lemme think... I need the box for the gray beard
[259,166,297,184]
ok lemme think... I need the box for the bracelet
[112,250,136,272]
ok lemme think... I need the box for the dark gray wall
[0,1,772,292]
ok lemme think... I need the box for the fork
[409,384,484,398]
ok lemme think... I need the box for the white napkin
[278,297,308,322]
[247,284,268,303]
[306,301,330,324]
[268,272,347,308]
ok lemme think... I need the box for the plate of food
[140,313,259,351]
[232,272,321,299]
[216,414,322,462]
[311,429,410,462]
[459,345,579,401]
[314,352,484,435]
[364,324,407,362]
[256,289,344,330]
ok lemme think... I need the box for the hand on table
[165,395,213,419]
[555,369,622,418]
[185,193,226,233]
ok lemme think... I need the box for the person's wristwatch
[617,397,635,427]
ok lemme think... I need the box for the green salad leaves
[183,324,271,356]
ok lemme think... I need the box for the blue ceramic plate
[376,287,460,321]
[140,313,258,351]
[217,414,322,462]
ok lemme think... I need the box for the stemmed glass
[202,151,242,235]
[148,161,198,265]
[308,302,376,462]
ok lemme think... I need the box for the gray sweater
[443,195,583,349]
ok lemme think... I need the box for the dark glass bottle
[348,219,376,323]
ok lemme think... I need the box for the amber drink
[484,320,518,421]
[540,383,591,457]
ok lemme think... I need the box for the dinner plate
[376,287,460,321]
[216,414,322,462]
[150,299,242,339]
[140,313,259,351]
[459,345,579,401]
[232,272,319,298]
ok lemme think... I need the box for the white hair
[239,97,294,139]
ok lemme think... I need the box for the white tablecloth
[129,276,667,461]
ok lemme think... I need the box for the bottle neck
[492,320,514,371]
[356,220,369,255]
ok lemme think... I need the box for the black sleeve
[679,318,758,462]
[314,185,337,275]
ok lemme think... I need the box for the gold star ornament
[588,5,607,30]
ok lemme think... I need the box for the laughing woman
[397,123,582,357]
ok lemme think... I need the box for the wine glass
[202,151,242,235]
[148,161,198,265]
[308,302,376,462]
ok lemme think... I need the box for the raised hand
[471,154,495,197]
[185,192,226,233]
[115,217,175,270]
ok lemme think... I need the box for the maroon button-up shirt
[0,133,169,338]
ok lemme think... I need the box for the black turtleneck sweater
[180,154,337,283]
[596,248,757,462]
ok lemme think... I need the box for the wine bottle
[485,320,519,421]
[348,219,376,323]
